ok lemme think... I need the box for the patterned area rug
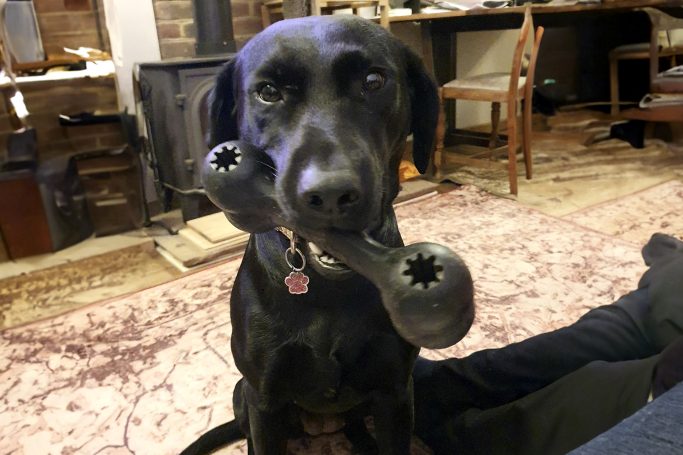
[1,185,661,455]
[563,180,683,245]
[440,110,683,218]
[0,242,181,330]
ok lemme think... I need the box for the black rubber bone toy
[202,141,474,349]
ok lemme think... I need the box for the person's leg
[640,234,683,351]
[414,287,655,422]
[414,234,683,445]
[427,356,660,455]
[652,335,683,398]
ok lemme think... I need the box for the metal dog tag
[284,234,309,295]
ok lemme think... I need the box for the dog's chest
[232,262,416,412]
[287,343,365,414]
[249,316,409,413]
[283,325,374,407]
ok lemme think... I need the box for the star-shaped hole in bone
[402,253,444,289]
[210,143,242,173]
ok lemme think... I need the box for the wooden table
[390,0,683,83]
[390,0,683,138]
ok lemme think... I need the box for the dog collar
[275,226,294,241]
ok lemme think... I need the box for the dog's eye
[257,84,282,103]
[362,72,385,93]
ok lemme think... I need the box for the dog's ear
[403,46,439,174]
[208,59,239,148]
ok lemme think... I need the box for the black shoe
[610,120,646,149]
[642,233,683,267]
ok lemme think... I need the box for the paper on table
[661,65,683,78]
[421,0,510,11]
[639,92,683,109]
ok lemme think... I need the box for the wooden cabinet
[76,149,143,236]
[0,170,53,259]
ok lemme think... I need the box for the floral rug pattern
[3,183,677,455]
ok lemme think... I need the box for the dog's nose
[302,181,361,215]
[297,170,364,221]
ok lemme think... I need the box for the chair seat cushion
[442,73,526,102]
[611,42,650,56]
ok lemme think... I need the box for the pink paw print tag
[285,271,309,295]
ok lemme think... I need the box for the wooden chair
[620,8,683,123]
[311,0,389,28]
[261,0,285,28]
[261,0,390,29]
[646,7,683,95]
[609,7,683,116]
[433,7,544,195]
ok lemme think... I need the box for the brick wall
[2,0,263,161]
[34,0,110,59]
[0,1,123,165]
[152,0,196,59]
[0,77,124,164]
[153,0,264,59]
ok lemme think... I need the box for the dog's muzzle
[202,141,475,349]
[292,166,372,232]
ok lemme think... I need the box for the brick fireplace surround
[153,0,264,59]
[0,0,265,167]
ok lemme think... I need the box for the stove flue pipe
[192,0,236,56]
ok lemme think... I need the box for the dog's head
[208,15,438,235]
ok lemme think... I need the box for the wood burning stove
[133,0,236,221]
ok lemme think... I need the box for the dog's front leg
[243,381,289,454]
[371,382,414,454]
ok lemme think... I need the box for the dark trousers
[413,234,683,454]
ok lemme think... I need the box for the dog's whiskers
[256,159,278,178]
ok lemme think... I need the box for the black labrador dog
[182,15,461,454]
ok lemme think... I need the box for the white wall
[102,0,161,113]
[102,0,162,208]
[455,29,519,129]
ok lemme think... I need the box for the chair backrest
[642,7,683,85]
[524,25,545,107]
[310,0,390,29]
[262,0,389,29]
[508,7,533,99]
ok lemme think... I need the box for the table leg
[428,25,457,142]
